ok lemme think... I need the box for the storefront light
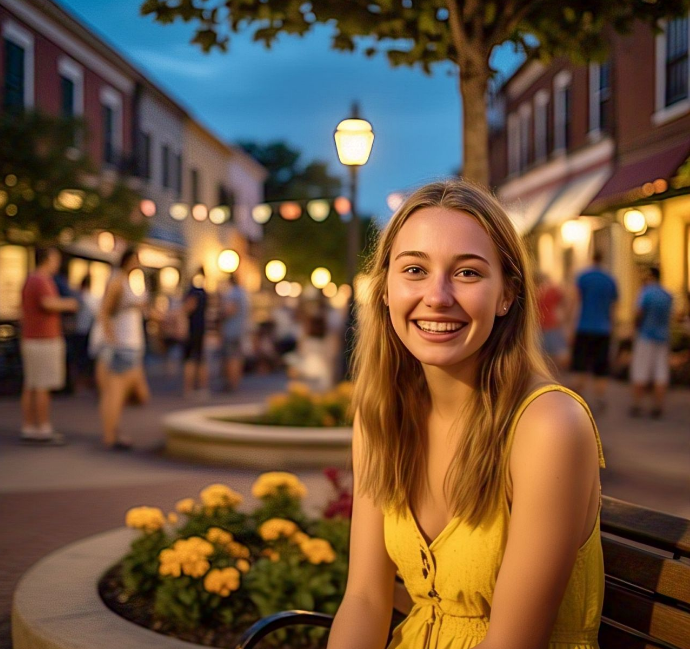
[129,268,146,297]
[275,280,291,297]
[252,204,272,224]
[623,209,646,234]
[98,231,115,253]
[632,235,654,256]
[289,282,302,298]
[265,260,287,282]
[218,249,240,273]
[159,266,180,292]
[560,220,589,246]
[311,267,331,289]
[170,203,189,221]
[56,189,85,211]
[323,282,338,298]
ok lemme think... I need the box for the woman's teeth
[415,320,465,333]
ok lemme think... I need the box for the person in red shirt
[20,247,78,444]
[535,272,571,373]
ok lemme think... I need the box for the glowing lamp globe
[334,118,375,166]
[252,204,272,224]
[170,203,189,221]
[140,199,156,217]
[311,267,331,289]
[307,199,330,222]
[218,249,240,273]
[279,202,302,221]
[265,260,287,283]
[623,209,647,234]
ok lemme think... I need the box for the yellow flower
[158,537,214,578]
[167,512,178,525]
[267,394,289,409]
[287,381,311,397]
[200,484,243,509]
[289,531,310,545]
[321,414,336,427]
[158,548,182,577]
[125,506,166,533]
[251,471,308,499]
[299,537,336,564]
[261,548,281,562]
[204,567,241,597]
[175,498,196,515]
[227,541,250,559]
[236,558,251,573]
[258,518,299,541]
[206,527,233,545]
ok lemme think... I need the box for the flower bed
[100,470,353,648]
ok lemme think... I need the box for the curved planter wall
[163,403,353,469]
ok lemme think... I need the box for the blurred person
[273,302,299,359]
[53,263,79,394]
[220,273,249,391]
[159,290,188,376]
[296,297,332,391]
[569,251,618,411]
[98,247,150,450]
[629,267,673,419]
[20,246,78,444]
[183,268,209,397]
[535,271,570,373]
[73,274,99,390]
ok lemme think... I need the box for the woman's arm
[327,409,398,649]
[100,278,123,343]
[478,391,600,649]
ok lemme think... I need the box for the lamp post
[334,103,374,284]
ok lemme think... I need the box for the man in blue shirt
[570,251,619,411]
[629,267,673,419]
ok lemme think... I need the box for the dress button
[428,588,438,598]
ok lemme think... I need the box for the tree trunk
[459,68,490,186]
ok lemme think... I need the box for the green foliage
[0,111,145,245]
[121,530,169,596]
[176,506,248,539]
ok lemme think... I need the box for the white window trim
[99,86,123,162]
[533,89,549,164]
[2,19,34,109]
[553,70,572,153]
[507,112,520,177]
[653,14,690,126]
[57,56,84,116]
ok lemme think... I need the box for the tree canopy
[0,111,144,245]
[142,0,690,184]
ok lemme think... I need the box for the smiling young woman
[326,179,606,649]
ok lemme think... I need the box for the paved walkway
[0,364,688,648]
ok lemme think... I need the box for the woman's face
[386,207,510,370]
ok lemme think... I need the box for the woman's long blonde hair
[348,178,552,528]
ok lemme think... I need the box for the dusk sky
[59,0,523,221]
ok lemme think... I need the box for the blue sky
[59,0,523,221]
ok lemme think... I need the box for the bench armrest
[234,610,334,649]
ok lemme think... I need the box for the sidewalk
[0,366,688,649]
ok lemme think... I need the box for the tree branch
[489,0,546,47]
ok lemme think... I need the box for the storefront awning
[537,167,612,229]
[591,140,690,206]
[502,184,563,235]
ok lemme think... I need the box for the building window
[57,57,83,117]
[138,132,151,180]
[507,113,519,176]
[100,86,122,167]
[533,90,549,163]
[589,61,612,135]
[175,154,182,197]
[554,71,572,153]
[162,144,170,188]
[191,168,200,204]
[2,21,34,111]
[218,184,235,219]
[60,76,74,117]
[518,103,532,171]
[666,15,689,106]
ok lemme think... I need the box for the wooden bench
[235,496,690,649]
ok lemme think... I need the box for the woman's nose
[423,275,454,308]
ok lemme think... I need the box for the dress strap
[505,384,606,469]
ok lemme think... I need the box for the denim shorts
[100,347,143,374]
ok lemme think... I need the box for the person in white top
[98,247,150,450]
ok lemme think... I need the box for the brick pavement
[0,364,688,649]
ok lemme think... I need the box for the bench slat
[599,620,671,649]
[603,537,690,605]
[602,582,690,649]
[602,497,690,557]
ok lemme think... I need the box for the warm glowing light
[275,280,291,297]
[323,282,338,298]
[330,292,349,309]
[192,204,208,221]
[311,267,331,289]
[265,260,287,282]
[56,189,85,210]
[0,190,7,208]
[307,199,330,222]
[334,196,351,215]
[252,204,272,224]
[129,268,146,296]
[560,220,589,246]
[289,282,302,298]
[58,228,75,244]
[279,202,302,220]
[337,284,353,299]
[6,204,18,217]
[387,192,405,211]
[644,205,662,228]
[5,174,17,187]
[653,179,668,193]
[623,209,647,234]
[140,199,156,217]
[334,118,375,166]
[192,272,205,288]
[170,203,189,220]
[209,206,230,224]
[159,266,180,292]
[218,249,240,273]
[642,183,655,197]
[98,231,115,253]
[632,235,654,256]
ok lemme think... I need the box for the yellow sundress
[384,384,607,649]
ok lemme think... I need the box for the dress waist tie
[414,602,489,649]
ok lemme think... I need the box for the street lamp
[334,103,374,284]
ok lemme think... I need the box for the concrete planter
[163,404,353,469]
[12,528,413,649]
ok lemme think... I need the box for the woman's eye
[457,269,481,278]
[404,266,424,275]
